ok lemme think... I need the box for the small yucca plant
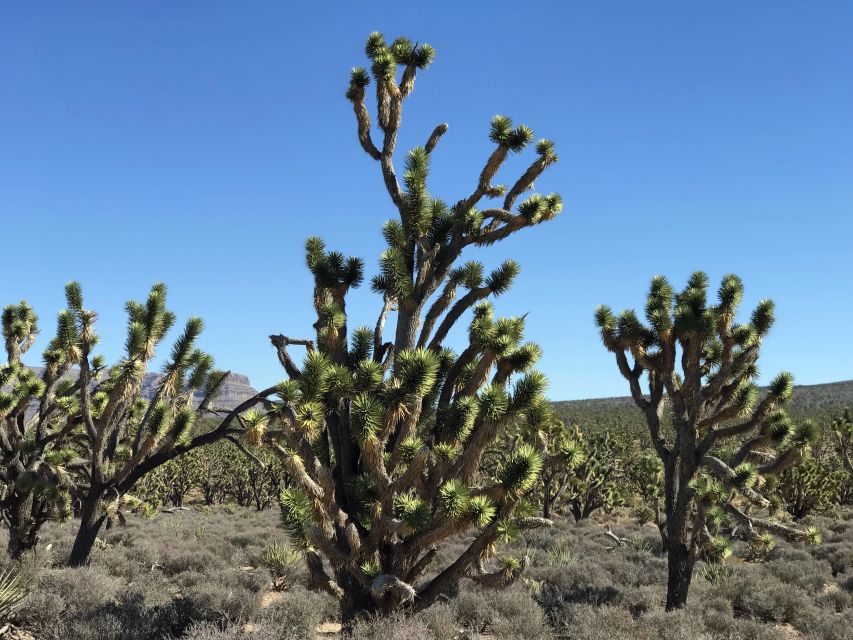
[703,536,733,564]
[0,567,26,622]
[745,533,776,563]
[545,546,576,567]
[255,541,302,591]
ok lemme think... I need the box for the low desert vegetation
[1,507,853,639]
[1,30,852,640]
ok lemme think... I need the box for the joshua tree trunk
[570,500,588,523]
[338,572,376,624]
[68,493,106,567]
[5,500,40,560]
[665,541,694,611]
[542,477,553,519]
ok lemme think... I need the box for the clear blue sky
[1,2,851,400]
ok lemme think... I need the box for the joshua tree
[562,430,624,522]
[244,447,285,511]
[1,289,80,558]
[196,442,236,506]
[775,418,853,518]
[64,283,281,565]
[526,419,580,520]
[264,32,563,621]
[526,420,622,521]
[595,272,817,610]
[625,449,666,540]
[778,457,842,519]
[833,408,853,474]
[0,283,276,566]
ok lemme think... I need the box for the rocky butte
[22,368,258,412]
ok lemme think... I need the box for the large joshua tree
[595,273,818,610]
[264,32,563,621]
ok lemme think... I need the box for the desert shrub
[34,567,122,615]
[702,614,787,640]
[99,546,149,582]
[344,600,524,640]
[553,604,712,640]
[790,607,853,640]
[256,586,335,639]
[57,613,127,640]
[594,551,665,587]
[816,585,852,612]
[173,569,207,590]
[16,589,65,631]
[12,544,56,585]
[523,526,562,553]
[182,622,305,640]
[636,609,711,640]
[182,623,253,640]
[810,534,853,577]
[452,585,552,639]
[184,581,260,626]
[727,575,814,623]
[20,575,196,640]
[13,502,853,640]
[160,549,227,577]
[453,587,493,632]
[225,567,268,594]
[763,551,832,592]
[348,612,436,640]
[227,534,255,549]
[535,562,621,623]
[613,584,661,617]
[547,604,642,640]
[411,603,460,639]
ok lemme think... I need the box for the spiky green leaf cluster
[279,488,315,549]
[499,444,543,495]
[394,491,431,531]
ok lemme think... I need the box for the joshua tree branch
[424,123,448,154]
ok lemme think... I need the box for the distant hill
[139,371,257,410]
[23,367,258,411]
[552,380,853,438]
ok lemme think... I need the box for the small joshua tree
[1,291,83,558]
[834,408,853,474]
[778,456,842,519]
[563,430,624,522]
[522,420,623,521]
[264,32,563,621]
[64,283,278,565]
[625,449,667,540]
[595,272,817,610]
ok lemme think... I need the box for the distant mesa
[23,367,259,412]
[140,371,258,410]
